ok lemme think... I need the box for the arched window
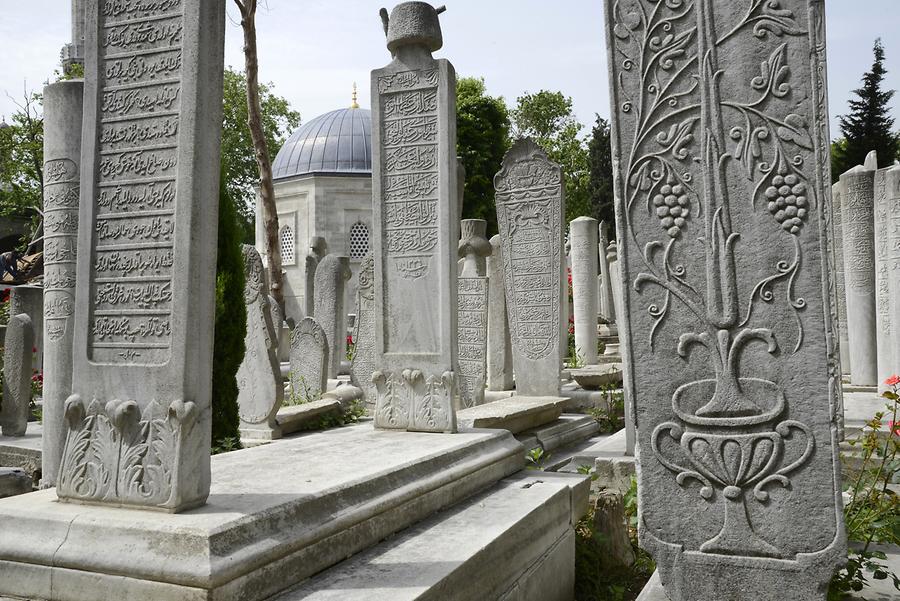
[349,221,369,259]
[280,224,295,265]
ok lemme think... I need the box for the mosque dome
[272,105,372,180]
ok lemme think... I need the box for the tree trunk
[234,0,284,313]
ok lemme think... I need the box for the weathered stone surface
[40,79,83,487]
[237,246,284,440]
[304,236,328,317]
[457,219,492,408]
[457,395,567,434]
[59,0,225,511]
[276,398,342,436]
[314,255,351,380]
[371,2,459,432]
[494,139,565,397]
[569,364,623,390]
[841,162,878,385]
[887,166,900,388]
[570,216,599,365]
[598,220,615,322]
[604,0,845,597]
[0,315,34,437]
[874,166,895,391]
[0,468,31,499]
[487,234,514,391]
[289,317,329,403]
[10,288,42,377]
[831,181,851,376]
[350,254,377,407]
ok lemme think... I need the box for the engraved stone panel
[493,139,565,397]
[0,315,34,437]
[58,0,225,511]
[874,167,895,391]
[456,220,492,408]
[371,2,458,432]
[887,165,900,386]
[486,235,514,391]
[313,255,351,379]
[290,317,329,403]
[831,181,850,375]
[350,254,377,407]
[604,0,845,597]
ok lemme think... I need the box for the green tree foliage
[511,90,590,223]
[832,39,900,180]
[456,77,510,235]
[0,91,44,237]
[221,67,300,242]
[211,174,247,450]
[587,114,615,230]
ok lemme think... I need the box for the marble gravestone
[41,79,83,487]
[486,234,514,391]
[598,220,615,323]
[604,0,845,598]
[570,216,599,365]
[457,219,492,408]
[304,236,328,317]
[237,245,284,440]
[830,181,851,376]
[874,165,895,390]
[887,165,900,386]
[371,1,459,432]
[840,159,878,386]
[290,317,329,403]
[10,288,43,372]
[314,254,352,379]
[350,254,377,406]
[0,315,34,437]
[57,0,225,511]
[493,139,565,397]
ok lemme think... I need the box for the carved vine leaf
[750,1,806,39]
[751,44,791,99]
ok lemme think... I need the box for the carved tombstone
[493,139,565,397]
[457,219,492,407]
[304,236,328,317]
[350,254,377,407]
[289,317,329,403]
[840,161,878,386]
[874,166,895,390]
[57,0,225,511]
[486,234,514,391]
[570,216,600,365]
[237,246,284,440]
[0,315,34,437]
[604,0,845,597]
[598,220,616,323]
[887,165,900,384]
[313,254,351,379]
[830,181,851,376]
[370,2,459,432]
[41,79,83,486]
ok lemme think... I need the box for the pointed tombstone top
[864,150,878,170]
[381,2,446,54]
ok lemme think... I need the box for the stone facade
[604,0,845,597]
[0,315,34,437]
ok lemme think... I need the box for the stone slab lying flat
[457,396,568,434]
[569,364,623,390]
[0,425,523,601]
[0,467,31,498]
[275,399,343,436]
[516,414,600,453]
[276,472,589,601]
[0,424,42,484]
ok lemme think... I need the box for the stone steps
[273,472,590,601]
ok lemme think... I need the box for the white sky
[1,1,899,144]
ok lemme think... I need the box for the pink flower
[885,375,900,387]
[890,421,900,436]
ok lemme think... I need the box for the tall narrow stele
[371,2,459,432]
[604,0,845,597]
[57,0,225,512]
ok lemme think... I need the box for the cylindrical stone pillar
[570,217,599,365]
[875,167,896,391]
[830,181,851,376]
[840,164,878,386]
[40,79,83,487]
[887,166,900,387]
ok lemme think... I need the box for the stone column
[314,255,351,380]
[370,2,459,432]
[830,181,851,376]
[0,315,34,437]
[598,220,615,322]
[887,165,900,386]
[457,219,491,407]
[570,216,599,365]
[57,0,225,511]
[840,161,878,386]
[237,246,284,441]
[494,139,565,397]
[874,165,895,391]
[40,78,83,487]
[486,234,514,391]
[350,254,377,407]
[604,0,845,597]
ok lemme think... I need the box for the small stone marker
[486,234,514,391]
[289,317,329,403]
[830,181,851,376]
[237,245,284,440]
[349,254,377,406]
[457,219,491,408]
[570,216,599,365]
[41,78,83,487]
[874,165,895,390]
[0,314,34,437]
[887,165,900,385]
[370,2,459,432]
[604,0,845,597]
[57,0,225,511]
[598,220,615,323]
[840,159,878,386]
[494,139,565,397]
[304,236,328,317]
[314,254,352,379]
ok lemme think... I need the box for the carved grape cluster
[765,173,808,235]
[652,181,690,238]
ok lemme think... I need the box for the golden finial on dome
[350,82,359,109]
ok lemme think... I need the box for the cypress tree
[587,115,615,229]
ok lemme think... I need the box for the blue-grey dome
[272,107,372,179]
